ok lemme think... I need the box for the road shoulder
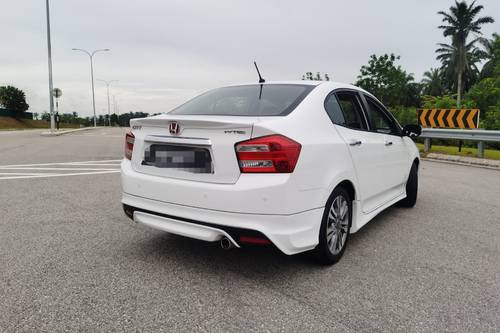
[423,152,500,170]
[40,127,96,136]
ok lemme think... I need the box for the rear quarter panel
[251,83,360,209]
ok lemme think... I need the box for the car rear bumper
[121,159,324,215]
[121,192,323,255]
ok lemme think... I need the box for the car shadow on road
[348,205,403,245]
[124,230,323,282]
[121,205,406,286]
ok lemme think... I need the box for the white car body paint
[121,81,420,255]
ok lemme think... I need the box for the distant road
[0,127,499,332]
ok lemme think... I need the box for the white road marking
[0,170,120,180]
[63,163,121,167]
[0,159,121,168]
[0,173,54,176]
[0,159,122,180]
[0,167,119,171]
[68,159,121,163]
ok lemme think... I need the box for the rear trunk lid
[130,114,259,184]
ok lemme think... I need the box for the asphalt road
[1,128,499,332]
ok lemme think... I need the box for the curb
[41,127,96,137]
[422,157,500,170]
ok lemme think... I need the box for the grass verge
[416,143,500,160]
[0,117,79,130]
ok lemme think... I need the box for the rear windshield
[169,84,315,116]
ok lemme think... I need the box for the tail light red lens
[235,135,301,173]
[124,131,135,160]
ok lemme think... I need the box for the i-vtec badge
[224,130,246,134]
[169,122,180,135]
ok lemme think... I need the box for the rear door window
[324,93,346,125]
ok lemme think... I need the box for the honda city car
[121,81,421,264]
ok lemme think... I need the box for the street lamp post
[45,0,55,132]
[72,48,110,127]
[97,79,118,126]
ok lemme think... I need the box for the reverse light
[235,135,301,173]
[124,131,135,160]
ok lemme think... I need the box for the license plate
[143,144,212,173]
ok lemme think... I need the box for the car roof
[222,80,371,94]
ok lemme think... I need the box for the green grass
[416,143,500,160]
[0,117,79,130]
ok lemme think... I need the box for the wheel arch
[413,157,420,170]
[336,179,356,202]
[323,173,359,205]
[324,177,363,234]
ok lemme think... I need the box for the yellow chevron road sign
[418,109,480,129]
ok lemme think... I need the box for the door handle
[385,141,393,146]
[349,140,362,146]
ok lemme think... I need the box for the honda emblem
[169,122,180,135]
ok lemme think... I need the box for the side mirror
[402,124,421,138]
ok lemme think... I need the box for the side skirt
[349,191,406,233]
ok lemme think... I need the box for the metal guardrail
[420,128,500,142]
[419,128,500,158]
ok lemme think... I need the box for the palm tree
[436,40,483,95]
[479,33,500,78]
[437,0,494,106]
[421,68,445,96]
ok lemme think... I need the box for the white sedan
[121,81,421,264]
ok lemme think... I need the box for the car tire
[398,162,418,208]
[313,187,352,265]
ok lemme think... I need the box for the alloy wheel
[326,195,349,255]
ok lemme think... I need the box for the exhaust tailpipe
[220,237,234,250]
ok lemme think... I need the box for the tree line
[35,111,150,127]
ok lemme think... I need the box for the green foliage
[355,54,419,107]
[389,106,418,125]
[118,112,149,127]
[420,62,500,130]
[437,1,494,39]
[40,111,85,124]
[110,113,119,125]
[421,68,445,96]
[39,111,150,127]
[421,95,475,109]
[465,63,500,129]
[302,72,330,81]
[436,0,494,104]
[40,112,50,121]
[436,41,483,93]
[479,33,500,79]
[483,105,500,130]
[0,85,29,115]
[465,75,500,113]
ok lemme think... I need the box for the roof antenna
[254,61,265,83]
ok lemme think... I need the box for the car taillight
[235,135,301,173]
[124,131,135,160]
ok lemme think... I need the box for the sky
[1,0,499,118]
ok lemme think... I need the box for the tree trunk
[456,70,462,108]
